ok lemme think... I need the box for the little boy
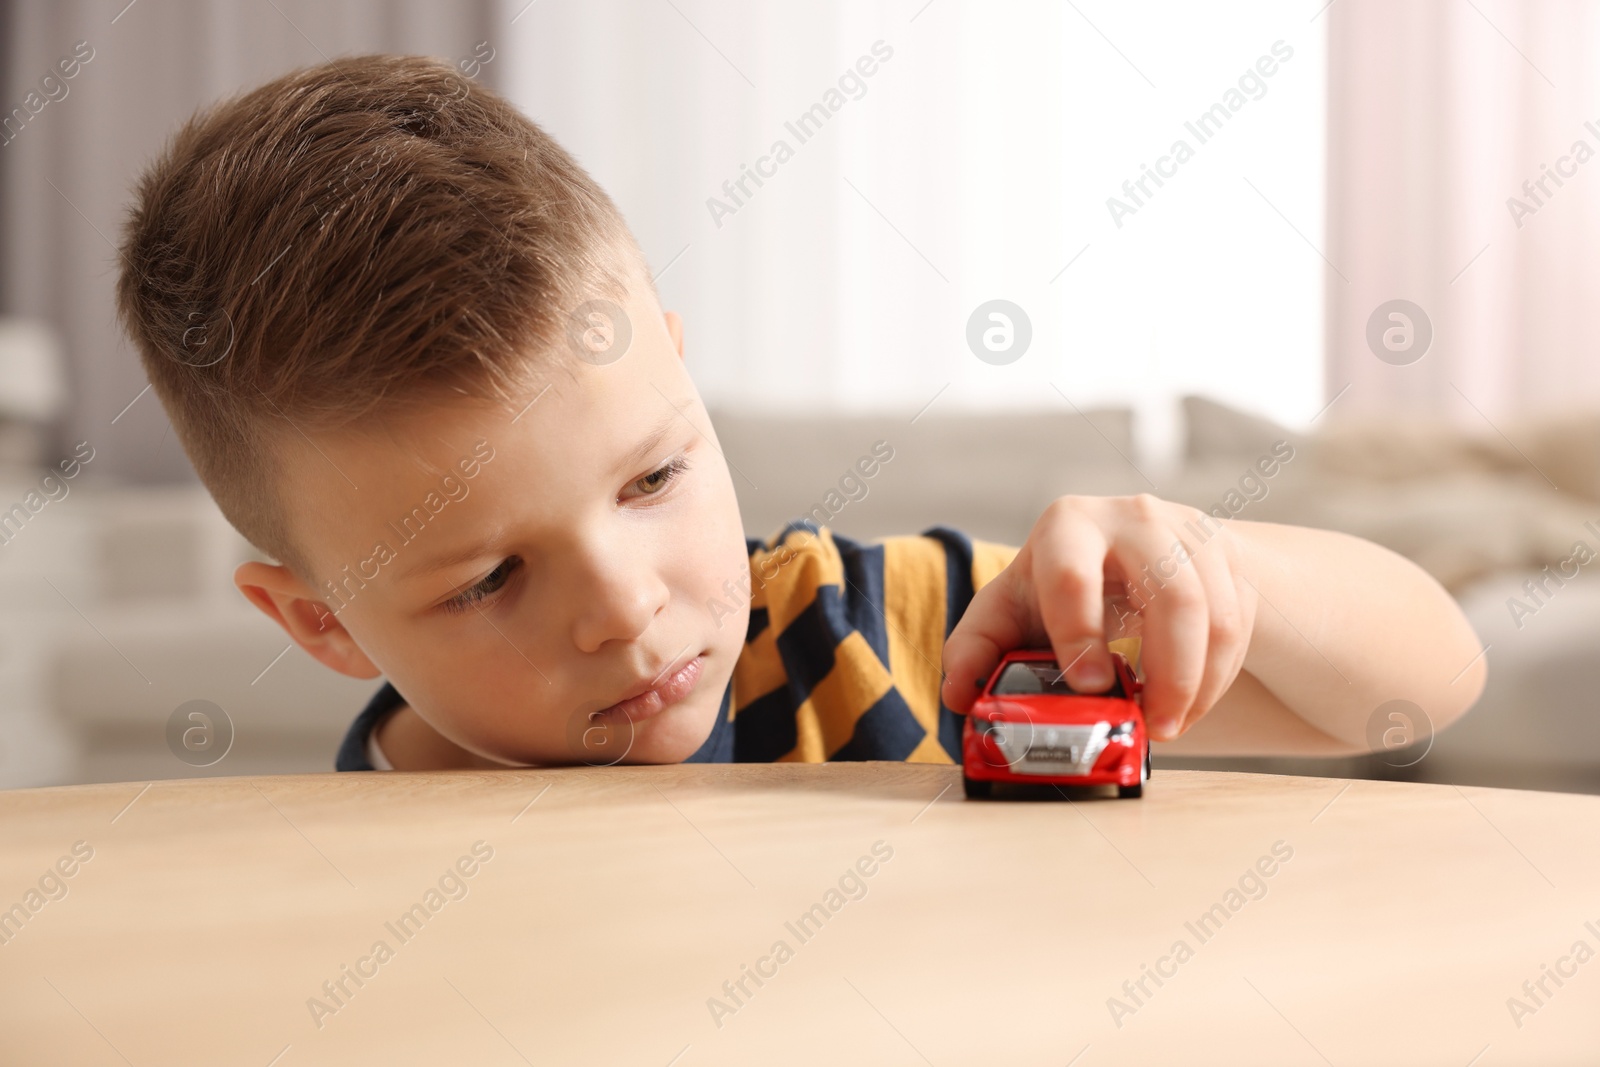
[113,55,1486,773]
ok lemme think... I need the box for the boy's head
[114,54,751,765]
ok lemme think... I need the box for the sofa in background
[4,396,1597,792]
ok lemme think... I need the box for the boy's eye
[627,456,690,499]
[441,556,520,615]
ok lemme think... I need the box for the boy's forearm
[1229,519,1488,749]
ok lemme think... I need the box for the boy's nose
[567,546,670,654]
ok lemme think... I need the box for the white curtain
[0,0,495,484]
[4,0,1337,478]
[18,2,1588,477]
[1325,0,1600,425]
[502,0,1327,465]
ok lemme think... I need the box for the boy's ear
[664,310,684,359]
[234,561,382,680]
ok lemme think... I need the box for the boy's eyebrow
[399,412,685,582]
[613,412,680,477]
[402,526,509,583]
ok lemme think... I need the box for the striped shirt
[335,521,1020,771]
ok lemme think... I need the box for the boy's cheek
[678,474,754,629]
[350,616,538,761]
[421,686,553,766]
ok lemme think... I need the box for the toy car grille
[988,721,1111,776]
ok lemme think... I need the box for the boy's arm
[1154,518,1486,756]
[941,496,1488,759]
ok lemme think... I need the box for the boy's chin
[618,696,721,764]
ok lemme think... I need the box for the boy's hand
[940,494,1258,742]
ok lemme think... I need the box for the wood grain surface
[0,764,1595,1065]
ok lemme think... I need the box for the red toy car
[962,647,1150,799]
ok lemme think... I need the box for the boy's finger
[1171,529,1246,736]
[1114,523,1208,739]
[940,562,1029,715]
[1031,512,1116,692]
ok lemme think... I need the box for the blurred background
[1,0,1597,792]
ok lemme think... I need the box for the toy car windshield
[990,659,1125,699]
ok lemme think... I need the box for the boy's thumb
[940,572,1027,715]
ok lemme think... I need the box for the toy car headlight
[1107,720,1136,744]
[973,716,997,736]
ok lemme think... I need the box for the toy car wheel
[1118,746,1151,797]
[963,775,992,799]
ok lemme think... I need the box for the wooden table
[1,764,1595,1065]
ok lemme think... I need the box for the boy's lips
[594,652,705,724]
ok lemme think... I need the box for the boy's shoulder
[741,518,1019,645]
[725,520,1019,763]
[743,519,1017,605]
